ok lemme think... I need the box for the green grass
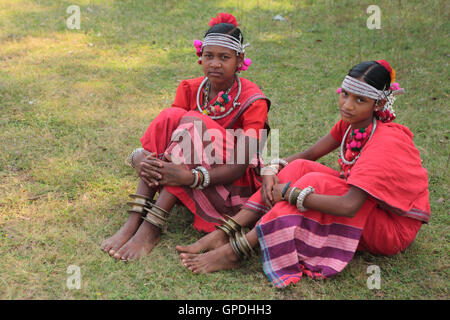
[0,0,448,299]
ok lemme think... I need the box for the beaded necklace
[196,75,241,120]
[339,117,377,178]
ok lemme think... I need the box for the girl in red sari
[179,60,430,288]
[101,13,270,261]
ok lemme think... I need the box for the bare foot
[179,243,240,274]
[101,213,142,256]
[113,220,161,261]
[175,229,228,254]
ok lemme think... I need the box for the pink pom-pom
[194,40,203,57]
[336,88,342,94]
[240,65,248,71]
[355,132,362,140]
[350,141,357,148]
[193,40,203,48]
[356,141,362,148]
[243,58,252,66]
[390,82,400,91]
[362,132,368,139]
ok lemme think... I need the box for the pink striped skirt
[140,108,262,233]
[243,159,421,288]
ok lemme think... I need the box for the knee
[287,159,311,169]
[293,171,349,196]
[278,159,314,181]
[297,172,329,186]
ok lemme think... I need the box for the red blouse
[171,77,269,139]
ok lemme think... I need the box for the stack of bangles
[189,166,211,189]
[216,215,255,260]
[261,158,289,175]
[285,185,315,212]
[126,194,169,232]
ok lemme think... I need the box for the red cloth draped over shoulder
[139,76,270,233]
[331,119,430,223]
[170,76,270,138]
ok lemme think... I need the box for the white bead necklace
[196,75,241,120]
[340,117,377,166]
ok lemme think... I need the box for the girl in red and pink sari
[101,13,271,261]
[179,60,430,288]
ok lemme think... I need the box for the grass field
[0,0,448,300]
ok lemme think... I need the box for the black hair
[348,61,391,91]
[204,23,244,44]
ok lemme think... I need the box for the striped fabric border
[166,114,258,224]
[257,213,364,288]
[242,200,270,215]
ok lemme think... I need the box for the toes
[180,253,196,260]
[175,245,189,253]
[101,241,112,252]
[114,247,127,260]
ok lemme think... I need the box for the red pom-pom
[376,59,393,76]
[208,13,238,27]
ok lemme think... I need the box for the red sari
[140,76,270,233]
[244,120,430,288]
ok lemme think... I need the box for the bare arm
[273,184,368,218]
[262,133,340,207]
[302,186,368,217]
[285,133,340,163]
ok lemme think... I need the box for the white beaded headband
[202,33,248,54]
[341,75,388,101]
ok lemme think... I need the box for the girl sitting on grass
[179,60,430,288]
[101,13,271,261]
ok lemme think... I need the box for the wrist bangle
[270,158,288,169]
[296,186,315,212]
[189,169,199,188]
[288,187,298,205]
[290,188,302,205]
[196,166,210,189]
[281,182,291,201]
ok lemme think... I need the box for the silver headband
[202,33,247,54]
[341,75,388,101]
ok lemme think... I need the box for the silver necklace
[196,74,241,120]
[340,117,377,166]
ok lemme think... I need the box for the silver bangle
[126,148,144,168]
[296,186,315,212]
[196,166,210,189]
[270,158,288,168]
[189,169,199,188]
